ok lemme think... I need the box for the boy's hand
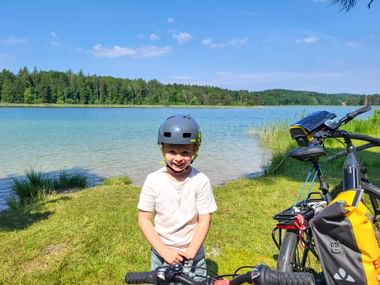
[180,251,195,260]
[161,247,185,264]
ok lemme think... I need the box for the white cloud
[202,38,225,48]
[167,17,174,24]
[172,32,192,44]
[92,44,172,58]
[4,35,27,45]
[50,32,61,46]
[139,46,172,57]
[295,36,319,44]
[202,37,247,48]
[92,44,136,57]
[228,38,248,46]
[150,33,159,41]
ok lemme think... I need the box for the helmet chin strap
[165,163,190,174]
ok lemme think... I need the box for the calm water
[0,106,378,210]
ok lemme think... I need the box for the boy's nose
[174,154,184,160]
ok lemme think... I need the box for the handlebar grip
[125,272,157,284]
[346,105,371,119]
[256,265,315,285]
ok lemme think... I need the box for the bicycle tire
[276,231,323,277]
[276,231,297,272]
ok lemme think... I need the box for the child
[137,114,217,279]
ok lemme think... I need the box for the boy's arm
[183,213,211,259]
[138,210,184,264]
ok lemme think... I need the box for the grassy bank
[0,111,379,284]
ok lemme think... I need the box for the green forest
[1,67,379,106]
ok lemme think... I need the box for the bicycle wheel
[276,231,297,272]
[276,230,323,276]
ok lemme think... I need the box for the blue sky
[1,0,379,94]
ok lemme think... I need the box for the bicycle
[271,105,380,283]
[125,262,315,285]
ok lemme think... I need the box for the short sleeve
[137,176,156,212]
[196,178,217,215]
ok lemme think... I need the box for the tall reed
[9,169,88,208]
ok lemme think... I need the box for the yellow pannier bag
[311,190,380,285]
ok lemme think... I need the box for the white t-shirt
[137,166,217,249]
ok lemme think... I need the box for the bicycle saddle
[289,145,326,162]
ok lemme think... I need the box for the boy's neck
[166,165,192,183]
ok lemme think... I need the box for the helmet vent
[183,133,191,138]
[164,132,171,137]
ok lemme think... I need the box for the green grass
[0,111,379,284]
[0,177,301,284]
[102,176,132,187]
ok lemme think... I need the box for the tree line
[1,68,379,106]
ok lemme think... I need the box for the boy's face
[162,144,196,173]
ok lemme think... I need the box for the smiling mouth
[172,163,186,169]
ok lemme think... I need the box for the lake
[0,105,378,210]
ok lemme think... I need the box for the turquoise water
[0,106,378,209]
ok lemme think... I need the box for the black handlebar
[336,104,372,128]
[125,264,315,285]
[313,105,379,152]
[345,104,372,120]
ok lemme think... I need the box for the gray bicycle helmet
[157,114,202,147]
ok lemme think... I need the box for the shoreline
[1,103,376,109]
[0,103,266,109]
[0,169,268,213]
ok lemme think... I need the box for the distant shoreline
[1,103,376,109]
[0,103,266,109]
